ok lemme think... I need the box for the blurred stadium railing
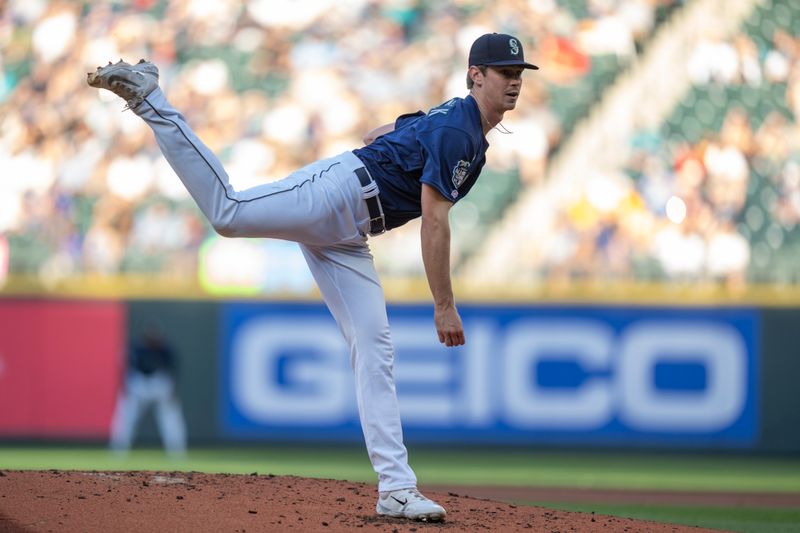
[4,0,800,303]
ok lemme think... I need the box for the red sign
[0,300,125,438]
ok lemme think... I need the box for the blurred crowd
[524,1,800,287]
[1,0,684,290]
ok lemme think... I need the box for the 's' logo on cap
[509,38,519,56]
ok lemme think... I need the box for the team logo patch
[452,160,470,189]
[509,38,519,56]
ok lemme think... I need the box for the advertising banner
[221,302,758,447]
[0,300,123,438]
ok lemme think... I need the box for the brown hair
[466,65,488,89]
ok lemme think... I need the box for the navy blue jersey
[352,95,488,230]
[129,339,175,376]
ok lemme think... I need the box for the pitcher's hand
[434,305,465,347]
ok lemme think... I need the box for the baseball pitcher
[88,32,537,522]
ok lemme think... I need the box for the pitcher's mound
[0,470,718,532]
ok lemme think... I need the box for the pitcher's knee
[211,217,239,237]
[351,336,395,372]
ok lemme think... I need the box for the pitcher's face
[482,66,524,111]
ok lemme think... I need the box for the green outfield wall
[759,309,800,452]
[124,300,220,445]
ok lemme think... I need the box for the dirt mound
[0,470,719,532]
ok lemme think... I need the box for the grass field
[533,503,800,533]
[2,445,799,532]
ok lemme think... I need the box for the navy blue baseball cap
[468,33,539,70]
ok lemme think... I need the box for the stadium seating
[10,0,782,294]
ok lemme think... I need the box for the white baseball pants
[134,88,417,492]
[110,371,187,457]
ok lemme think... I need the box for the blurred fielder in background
[88,32,537,522]
[110,322,187,458]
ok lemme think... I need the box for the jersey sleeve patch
[452,160,470,189]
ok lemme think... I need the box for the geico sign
[229,317,749,433]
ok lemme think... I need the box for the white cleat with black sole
[376,488,446,522]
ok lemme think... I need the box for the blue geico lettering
[225,309,754,441]
[500,319,747,432]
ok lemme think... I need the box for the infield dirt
[0,470,727,532]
